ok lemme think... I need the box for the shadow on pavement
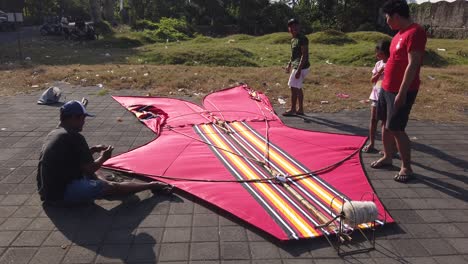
[43,194,179,263]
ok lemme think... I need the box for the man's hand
[101,145,114,161]
[295,69,301,79]
[90,145,107,153]
[394,92,407,110]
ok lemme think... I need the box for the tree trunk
[103,0,115,23]
[89,0,101,22]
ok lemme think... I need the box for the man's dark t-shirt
[290,34,310,70]
[37,126,94,201]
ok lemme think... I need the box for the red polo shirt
[382,23,427,93]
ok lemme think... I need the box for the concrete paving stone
[0,217,33,231]
[381,198,411,210]
[192,226,219,242]
[429,223,465,238]
[389,210,425,224]
[402,199,433,210]
[42,230,73,246]
[10,183,37,194]
[0,231,19,247]
[26,217,55,230]
[159,243,190,262]
[221,261,250,264]
[73,228,107,245]
[220,242,250,260]
[374,189,398,199]
[0,205,18,218]
[95,244,131,263]
[281,260,315,264]
[440,210,468,222]
[392,188,421,198]
[219,226,247,242]
[369,240,397,259]
[278,241,313,259]
[399,257,438,264]
[125,242,159,262]
[446,238,468,254]
[12,230,50,247]
[218,215,239,227]
[139,214,168,228]
[0,194,30,205]
[388,239,429,257]
[163,227,191,243]
[0,247,37,264]
[102,228,136,244]
[62,245,98,264]
[134,228,164,244]
[149,201,170,215]
[433,255,468,264]
[165,214,193,227]
[190,242,220,260]
[415,210,447,223]
[252,260,283,264]
[169,200,195,214]
[246,229,269,242]
[249,241,281,259]
[193,203,216,214]
[453,223,468,236]
[401,223,440,238]
[193,213,219,227]
[413,188,443,198]
[418,238,459,256]
[29,246,67,264]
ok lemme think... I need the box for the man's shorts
[288,67,310,89]
[63,178,105,203]
[377,89,418,131]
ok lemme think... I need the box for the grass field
[1,28,467,123]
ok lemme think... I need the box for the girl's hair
[376,40,391,57]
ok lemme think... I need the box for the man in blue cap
[37,100,172,205]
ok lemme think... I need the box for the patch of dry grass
[1,64,466,123]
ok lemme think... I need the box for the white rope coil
[342,201,378,227]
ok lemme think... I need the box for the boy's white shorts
[288,68,310,89]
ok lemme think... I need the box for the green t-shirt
[290,34,310,70]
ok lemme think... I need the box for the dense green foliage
[24,0,390,35]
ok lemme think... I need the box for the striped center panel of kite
[194,124,321,239]
[194,121,356,239]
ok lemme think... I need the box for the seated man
[37,100,172,205]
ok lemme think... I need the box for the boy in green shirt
[283,18,310,116]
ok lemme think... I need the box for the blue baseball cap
[60,100,95,117]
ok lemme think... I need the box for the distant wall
[411,0,468,39]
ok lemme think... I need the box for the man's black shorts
[377,89,418,131]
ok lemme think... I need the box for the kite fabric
[103,85,393,241]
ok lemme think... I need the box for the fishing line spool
[315,193,386,256]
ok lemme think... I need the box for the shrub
[133,19,159,31]
[347,31,392,43]
[94,20,113,36]
[308,30,356,45]
[256,32,291,44]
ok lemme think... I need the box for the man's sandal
[394,172,413,183]
[282,110,296,117]
[151,184,174,195]
[370,159,393,169]
[362,144,378,153]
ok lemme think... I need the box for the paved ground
[0,83,467,264]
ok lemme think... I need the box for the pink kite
[103,85,393,241]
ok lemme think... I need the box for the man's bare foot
[150,182,174,195]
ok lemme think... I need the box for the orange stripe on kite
[200,124,320,237]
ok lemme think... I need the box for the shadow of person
[43,193,179,263]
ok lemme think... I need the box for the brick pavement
[0,83,466,264]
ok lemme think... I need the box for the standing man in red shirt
[370,0,427,183]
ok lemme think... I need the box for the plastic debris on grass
[320,101,329,104]
[427,75,436,80]
[336,93,350,99]
[278,97,286,105]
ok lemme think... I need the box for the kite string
[107,147,360,183]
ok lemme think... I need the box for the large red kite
[103,85,393,241]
